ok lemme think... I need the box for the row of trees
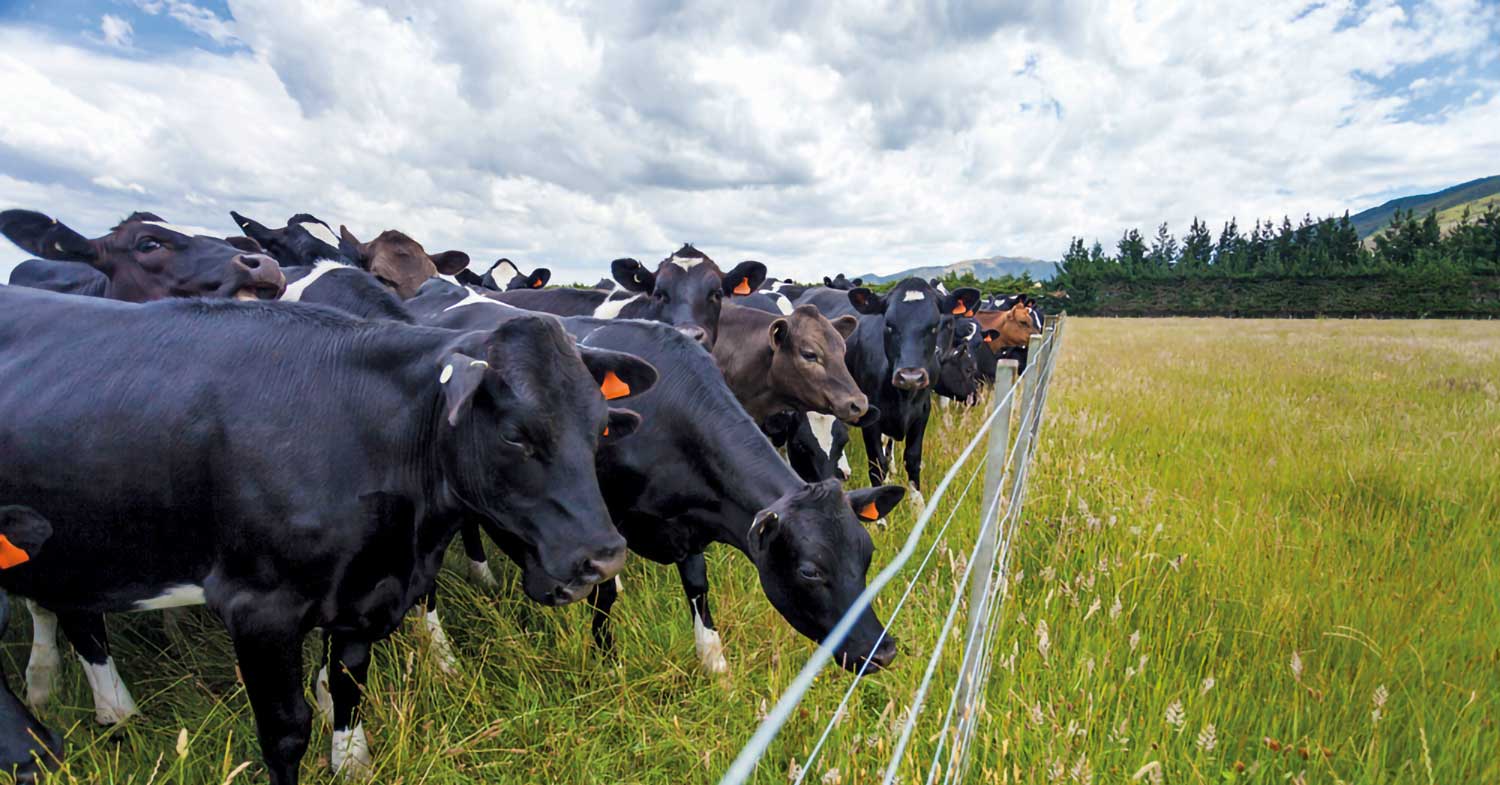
[1055,204,1500,282]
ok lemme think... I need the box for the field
[5,318,1497,784]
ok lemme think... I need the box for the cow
[933,322,984,406]
[822,274,863,290]
[0,508,61,783]
[0,285,654,784]
[408,284,906,676]
[231,211,350,268]
[951,317,1003,385]
[454,258,551,291]
[334,225,470,299]
[973,298,1042,372]
[279,261,416,323]
[711,303,867,426]
[1,210,285,302]
[733,289,795,316]
[792,279,981,500]
[487,243,766,349]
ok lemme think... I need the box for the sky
[1,0,1497,284]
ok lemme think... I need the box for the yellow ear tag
[858,502,880,521]
[600,371,631,400]
[733,279,752,295]
[0,535,31,569]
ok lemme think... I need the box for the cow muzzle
[836,394,870,424]
[232,253,286,300]
[543,541,628,606]
[837,635,897,673]
[676,325,711,348]
[891,367,929,391]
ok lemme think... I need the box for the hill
[859,255,1057,284]
[1350,175,1500,238]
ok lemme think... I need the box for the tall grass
[4,318,1496,784]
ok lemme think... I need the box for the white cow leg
[79,656,139,724]
[423,609,459,676]
[467,559,498,588]
[314,664,334,724]
[24,601,61,709]
[331,723,373,780]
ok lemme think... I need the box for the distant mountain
[859,255,1057,284]
[1350,175,1500,238]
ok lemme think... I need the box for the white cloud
[2,0,1498,284]
[99,14,134,49]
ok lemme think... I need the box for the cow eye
[501,430,532,455]
[798,564,823,582]
[136,237,162,253]
[656,290,670,303]
[708,290,722,302]
[800,350,819,363]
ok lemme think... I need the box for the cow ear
[749,509,781,546]
[438,352,492,426]
[823,276,835,287]
[831,315,859,339]
[0,210,96,262]
[338,225,369,268]
[0,505,52,569]
[527,268,551,288]
[611,257,655,293]
[600,408,642,443]
[224,235,264,254]
[851,278,864,286]
[230,211,275,244]
[942,287,981,317]
[846,485,906,523]
[846,287,885,315]
[578,346,658,401]
[432,250,471,275]
[723,261,767,297]
[768,318,789,349]
[982,329,1001,345]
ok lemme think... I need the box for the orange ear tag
[602,426,609,437]
[950,303,967,315]
[532,279,544,288]
[733,279,752,295]
[858,502,880,521]
[600,371,631,400]
[983,335,994,344]
[0,535,30,569]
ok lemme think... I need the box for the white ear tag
[440,364,454,384]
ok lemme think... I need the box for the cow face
[847,279,981,392]
[935,322,983,403]
[611,243,766,349]
[977,300,1042,351]
[230,211,346,268]
[337,226,470,299]
[749,481,905,672]
[483,258,551,291]
[0,210,285,303]
[436,316,656,605]
[822,273,862,291]
[768,306,868,422]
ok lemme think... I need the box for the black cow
[0,508,61,782]
[487,243,766,348]
[454,258,551,291]
[0,286,654,784]
[822,274,863,290]
[951,317,1003,386]
[2,210,285,302]
[934,323,983,406]
[231,211,350,268]
[408,282,905,675]
[792,279,980,498]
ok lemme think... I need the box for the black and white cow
[454,258,551,291]
[0,286,654,784]
[0,507,61,782]
[488,243,766,349]
[792,279,981,498]
[2,210,285,302]
[231,211,351,268]
[408,282,905,675]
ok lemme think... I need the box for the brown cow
[973,300,1040,351]
[712,303,867,425]
[1,210,285,303]
[336,226,470,299]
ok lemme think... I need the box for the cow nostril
[237,254,261,270]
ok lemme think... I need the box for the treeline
[1056,204,1500,281]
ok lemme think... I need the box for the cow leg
[903,413,929,510]
[678,554,727,674]
[587,577,619,657]
[223,606,311,785]
[459,522,497,588]
[60,612,138,724]
[325,633,374,780]
[862,425,890,486]
[420,590,458,676]
[24,600,62,710]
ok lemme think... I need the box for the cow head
[823,273,863,291]
[230,211,347,268]
[846,278,981,392]
[483,258,551,291]
[611,243,765,349]
[337,226,470,299]
[767,306,868,422]
[0,210,285,303]
[749,481,906,672]
[935,320,984,404]
[435,315,656,605]
[984,299,1042,350]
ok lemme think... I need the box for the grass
[5,317,1498,784]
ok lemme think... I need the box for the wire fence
[720,313,1068,785]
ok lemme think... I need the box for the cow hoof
[331,724,373,780]
[315,665,334,724]
[693,618,728,675]
[467,559,498,588]
[908,486,926,512]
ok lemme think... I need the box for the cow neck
[692,413,803,555]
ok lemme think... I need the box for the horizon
[1,1,1498,284]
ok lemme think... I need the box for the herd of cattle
[0,209,1042,784]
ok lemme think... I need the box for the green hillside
[1350,175,1500,237]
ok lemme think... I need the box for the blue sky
[1,0,1497,283]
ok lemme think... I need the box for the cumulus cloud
[98,14,135,48]
[2,0,1498,284]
